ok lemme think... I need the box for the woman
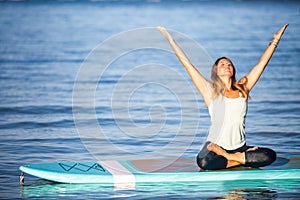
[157,24,288,170]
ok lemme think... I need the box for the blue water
[1,0,300,199]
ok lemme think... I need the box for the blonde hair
[211,57,249,100]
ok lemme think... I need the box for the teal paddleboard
[20,157,300,187]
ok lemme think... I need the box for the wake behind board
[20,157,300,186]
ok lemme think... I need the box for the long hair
[211,57,249,100]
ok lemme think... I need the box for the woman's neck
[220,76,232,91]
[220,77,240,98]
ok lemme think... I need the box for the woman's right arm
[157,27,212,107]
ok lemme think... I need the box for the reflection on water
[214,188,277,200]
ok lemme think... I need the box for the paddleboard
[20,157,300,187]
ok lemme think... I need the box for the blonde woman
[157,24,288,170]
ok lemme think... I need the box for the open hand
[157,26,173,42]
[274,24,289,41]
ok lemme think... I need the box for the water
[1,0,300,199]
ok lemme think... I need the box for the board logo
[59,163,106,173]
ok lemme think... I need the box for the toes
[247,146,258,151]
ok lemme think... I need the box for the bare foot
[247,146,258,151]
[207,143,227,157]
[229,152,246,165]
[208,143,246,166]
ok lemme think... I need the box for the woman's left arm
[244,24,288,91]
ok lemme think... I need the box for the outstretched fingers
[157,26,173,41]
[274,24,289,41]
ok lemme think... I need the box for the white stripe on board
[99,160,135,190]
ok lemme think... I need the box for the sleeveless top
[206,94,247,150]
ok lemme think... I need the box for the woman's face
[216,58,234,77]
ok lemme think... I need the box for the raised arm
[157,26,212,107]
[244,24,288,91]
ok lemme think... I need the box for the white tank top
[206,94,247,150]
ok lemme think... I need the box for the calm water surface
[0,0,300,199]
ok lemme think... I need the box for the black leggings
[196,142,276,170]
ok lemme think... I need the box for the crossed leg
[207,143,258,168]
